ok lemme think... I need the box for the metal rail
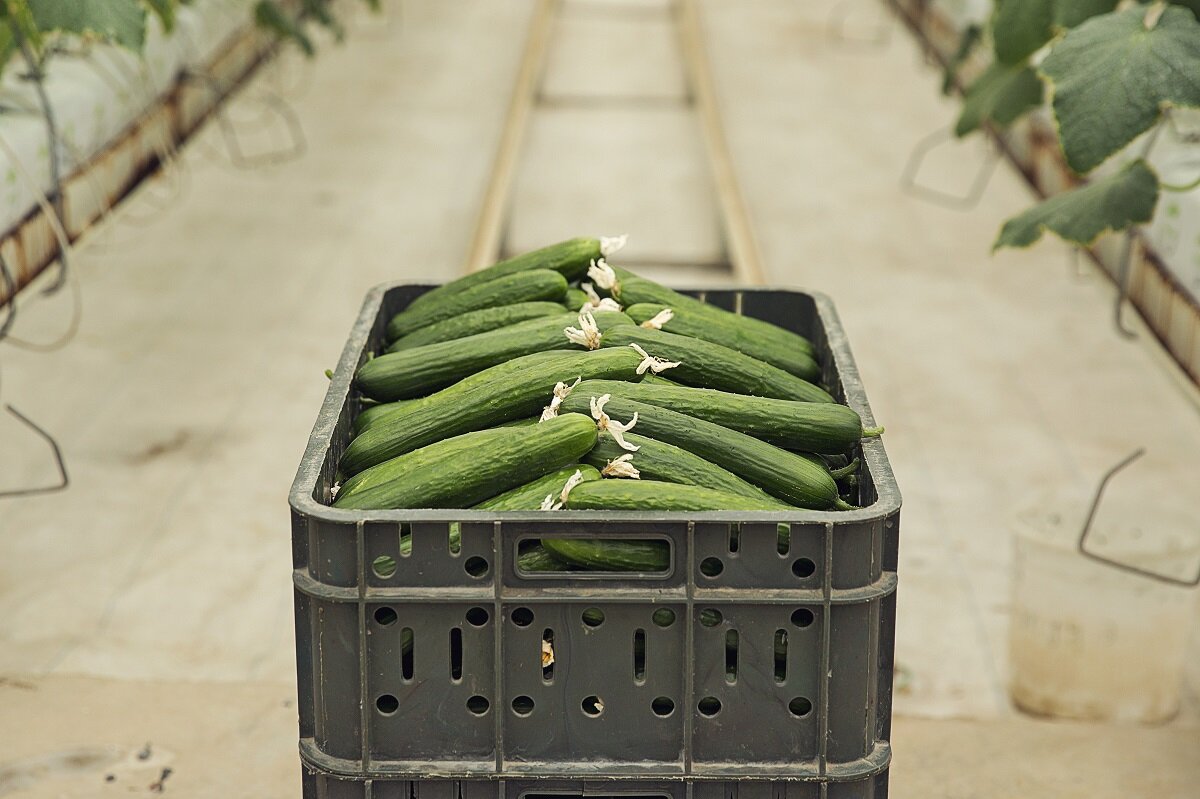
[464,0,765,284]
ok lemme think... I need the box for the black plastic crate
[290,284,900,798]
[301,775,892,799]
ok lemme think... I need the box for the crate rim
[289,281,901,524]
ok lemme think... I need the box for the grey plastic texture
[289,284,901,799]
[301,774,891,799]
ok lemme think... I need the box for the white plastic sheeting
[0,0,253,237]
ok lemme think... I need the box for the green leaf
[955,61,1044,137]
[993,0,1054,64]
[255,0,314,56]
[302,0,343,41]
[0,25,12,76]
[4,0,42,52]
[28,0,146,50]
[1165,0,1200,21]
[994,159,1159,250]
[142,0,176,33]
[1053,0,1120,29]
[1042,5,1200,174]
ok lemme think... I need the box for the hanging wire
[1110,123,1169,340]
[80,47,192,221]
[181,67,308,169]
[0,363,71,500]
[13,33,70,295]
[1077,448,1200,588]
[263,39,317,101]
[0,251,17,339]
[0,405,70,498]
[0,130,83,352]
[1067,247,1092,281]
[900,125,1002,210]
[1111,230,1139,340]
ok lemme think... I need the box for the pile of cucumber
[332,237,882,571]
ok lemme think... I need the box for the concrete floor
[2,1,1199,796]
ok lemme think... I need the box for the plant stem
[1161,173,1200,193]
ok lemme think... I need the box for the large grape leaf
[1041,5,1200,174]
[993,0,1054,63]
[990,0,1123,66]
[955,61,1044,137]
[29,0,146,50]
[1054,0,1120,28]
[994,159,1159,250]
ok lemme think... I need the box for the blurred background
[1,0,1199,796]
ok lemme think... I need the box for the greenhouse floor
[2,1,1199,797]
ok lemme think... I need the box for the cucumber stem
[834,497,859,511]
[830,458,860,480]
[862,425,884,437]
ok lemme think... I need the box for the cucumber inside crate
[289,282,899,797]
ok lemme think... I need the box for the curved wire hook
[0,252,17,338]
[14,35,70,296]
[1112,230,1138,339]
[900,125,1002,210]
[1077,448,1200,588]
[0,404,70,499]
[182,69,308,170]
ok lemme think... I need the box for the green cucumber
[597,265,816,357]
[568,379,875,453]
[518,543,575,572]
[340,348,645,475]
[561,480,786,511]
[359,310,633,401]
[626,302,819,380]
[386,302,566,352]
[478,465,601,574]
[495,417,541,429]
[338,420,483,499]
[475,464,601,510]
[563,287,588,311]
[560,393,847,510]
[354,398,418,435]
[354,400,412,436]
[339,416,553,502]
[334,413,597,509]
[599,326,833,403]
[386,270,568,341]
[586,432,792,507]
[406,238,601,314]
[542,535,670,571]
